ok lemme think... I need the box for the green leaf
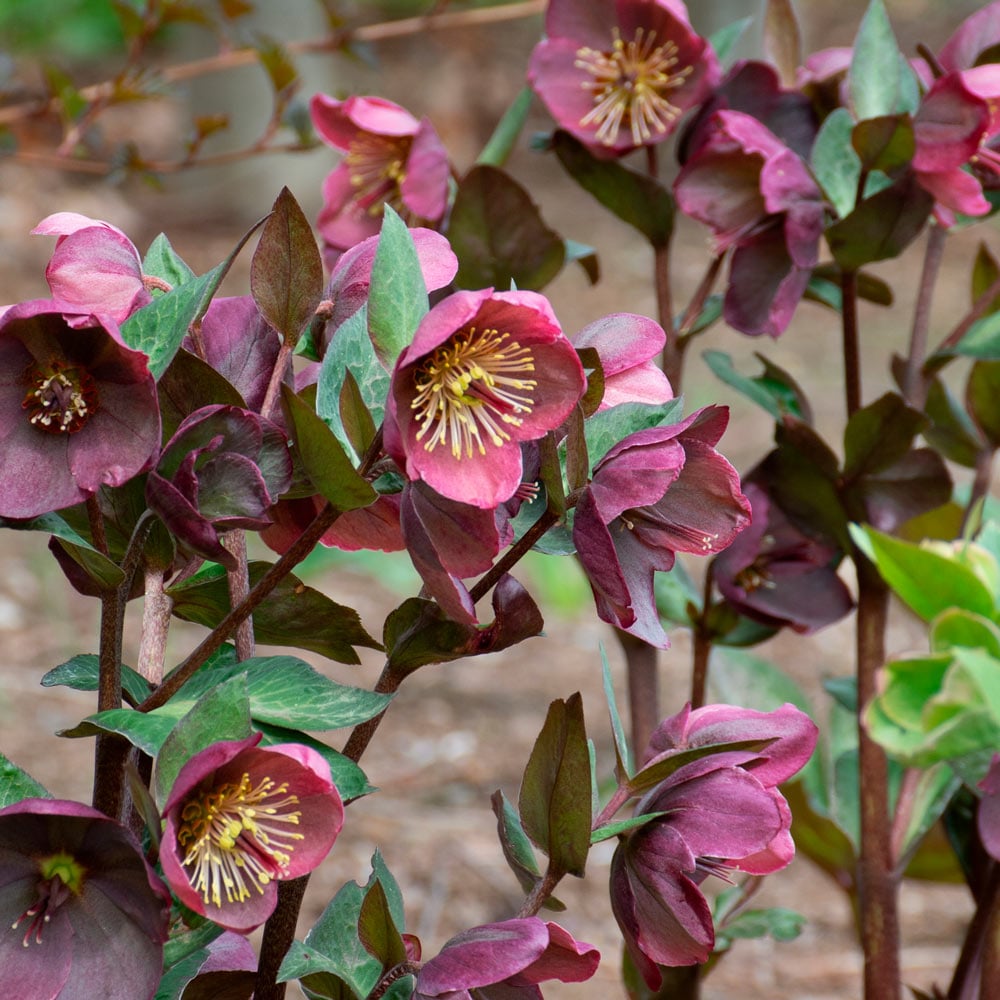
[852,525,997,622]
[0,753,50,807]
[946,310,1000,360]
[972,242,1000,316]
[583,398,685,467]
[42,653,151,706]
[715,907,806,951]
[518,693,592,877]
[851,114,914,174]
[627,738,775,797]
[602,645,632,779]
[367,206,427,370]
[923,374,985,468]
[707,648,813,716]
[843,392,925,479]
[591,811,667,843]
[849,0,907,119]
[703,350,810,421]
[382,597,475,674]
[281,384,378,514]
[59,709,177,756]
[152,674,253,806]
[168,561,381,664]
[143,233,195,287]
[966,360,1000,448]
[476,85,533,168]
[931,609,1000,657]
[158,348,247,440]
[552,130,673,247]
[811,108,861,219]
[450,165,565,291]
[358,880,407,970]
[251,186,323,345]
[708,17,753,64]
[896,764,962,869]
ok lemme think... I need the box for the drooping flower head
[414,917,600,999]
[160,735,344,932]
[611,703,817,982]
[0,300,160,519]
[310,94,451,262]
[674,110,825,337]
[385,288,586,508]
[31,212,153,324]
[572,405,751,647]
[528,0,719,153]
[0,798,170,1000]
[713,483,854,634]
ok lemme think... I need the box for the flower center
[176,771,304,908]
[12,853,84,947]
[575,28,693,146]
[22,361,98,434]
[410,326,537,459]
[345,133,411,217]
[734,558,777,594]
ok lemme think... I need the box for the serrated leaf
[0,753,50,807]
[367,206,427,369]
[518,694,592,877]
[251,186,323,345]
[449,165,565,291]
[42,653,151,706]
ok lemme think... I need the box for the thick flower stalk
[160,735,344,932]
[611,703,818,983]
[310,94,451,262]
[529,0,719,153]
[573,405,751,647]
[0,300,160,519]
[674,109,825,337]
[413,917,600,999]
[385,288,586,508]
[0,798,170,1000]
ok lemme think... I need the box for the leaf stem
[902,223,945,406]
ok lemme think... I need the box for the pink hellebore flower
[0,300,160,519]
[674,110,825,337]
[912,65,1000,224]
[573,405,750,648]
[612,703,818,982]
[714,483,854,634]
[938,1,1000,73]
[310,94,451,261]
[32,212,152,324]
[978,753,1000,861]
[528,0,719,153]
[385,289,586,508]
[572,312,672,411]
[0,798,170,1000]
[414,917,600,1000]
[160,734,344,932]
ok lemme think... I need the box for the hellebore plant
[0,798,170,1000]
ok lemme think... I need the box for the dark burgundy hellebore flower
[160,734,344,932]
[528,0,719,153]
[310,94,451,262]
[0,797,170,1000]
[414,917,600,999]
[714,483,854,633]
[573,406,750,648]
[611,703,817,983]
[674,110,825,337]
[146,404,293,569]
[0,300,160,519]
[978,753,1000,861]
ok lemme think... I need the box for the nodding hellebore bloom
[528,0,719,153]
[310,94,451,263]
[573,405,750,648]
[160,735,344,932]
[414,917,600,1000]
[611,703,818,983]
[0,300,160,520]
[0,798,170,1000]
[674,109,825,337]
[385,288,586,509]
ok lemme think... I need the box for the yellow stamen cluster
[410,326,537,459]
[176,772,303,908]
[575,28,693,146]
[345,133,410,217]
[22,362,98,434]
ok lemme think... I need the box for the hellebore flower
[938,1,1000,73]
[713,483,854,633]
[674,110,825,337]
[310,94,451,261]
[572,313,673,411]
[528,0,719,153]
[160,734,344,932]
[32,212,153,324]
[385,288,586,508]
[414,917,600,1000]
[979,753,1000,861]
[611,703,817,982]
[0,797,170,1000]
[573,406,750,648]
[912,65,1000,224]
[146,404,293,569]
[0,300,160,519]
